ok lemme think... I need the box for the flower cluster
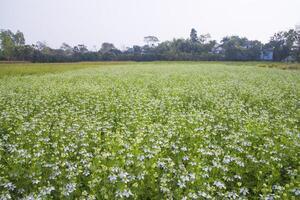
[0,63,299,199]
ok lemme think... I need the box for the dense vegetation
[0,62,299,199]
[0,28,299,62]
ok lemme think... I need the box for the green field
[0,62,299,199]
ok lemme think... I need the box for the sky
[1,0,300,50]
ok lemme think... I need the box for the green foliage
[221,36,262,61]
[190,28,198,43]
[0,62,299,199]
[0,28,299,62]
[144,36,159,47]
[100,43,116,54]
[0,30,15,60]
[0,62,127,77]
[0,29,26,61]
[266,29,300,61]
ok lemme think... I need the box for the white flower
[198,191,211,199]
[223,156,234,164]
[3,183,16,191]
[137,173,145,180]
[177,181,186,188]
[111,167,119,173]
[239,187,249,195]
[180,175,190,182]
[108,175,117,182]
[191,162,197,166]
[0,193,12,200]
[213,181,226,189]
[188,192,198,199]
[235,160,245,167]
[291,188,300,196]
[40,186,55,196]
[125,160,134,166]
[32,179,40,184]
[233,175,241,180]
[181,147,188,152]
[115,189,133,198]
[157,161,166,169]
[64,183,76,196]
[83,169,90,176]
[182,156,189,161]
[23,195,35,200]
[225,192,239,199]
[119,171,128,179]
[189,173,196,181]
[138,155,145,161]
[263,194,276,200]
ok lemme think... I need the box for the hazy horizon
[1,0,300,50]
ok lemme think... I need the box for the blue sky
[1,0,300,49]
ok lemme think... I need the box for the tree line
[0,28,299,62]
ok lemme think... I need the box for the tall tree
[60,43,73,56]
[133,45,142,54]
[77,44,88,54]
[35,41,48,51]
[221,36,261,61]
[100,43,116,53]
[144,36,159,47]
[0,30,15,60]
[199,33,211,44]
[267,29,299,61]
[190,28,198,43]
[14,30,25,46]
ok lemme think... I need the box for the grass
[0,62,132,77]
[257,62,300,70]
[0,62,299,199]
[0,61,299,78]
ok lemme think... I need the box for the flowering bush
[0,62,299,199]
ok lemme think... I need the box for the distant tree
[13,30,25,46]
[287,29,300,61]
[199,33,211,44]
[221,36,261,60]
[12,44,33,61]
[60,43,73,56]
[73,44,88,54]
[77,44,88,54]
[35,41,48,51]
[13,31,27,60]
[0,30,15,60]
[100,43,116,53]
[266,29,299,61]
[246,40,262,60]
[190,28,198,43]
[133,45,142,54]
[60,43,72,51]
[1,27,299,62]
[144,36,159,47]
[155,41,171,54]
[70,44,89,61]
[203,40,217,53]
[295,30,300,61]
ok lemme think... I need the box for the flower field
[0,62,299,199]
